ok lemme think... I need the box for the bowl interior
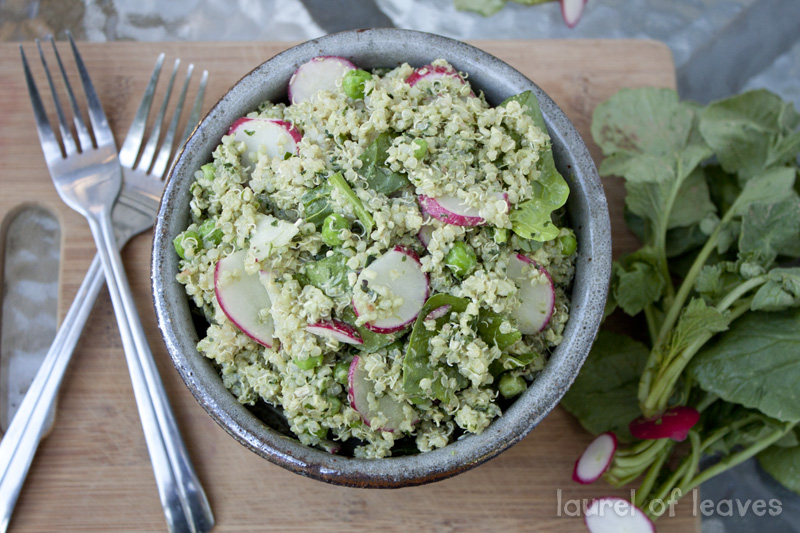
[152,28,611,487]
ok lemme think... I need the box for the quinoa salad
[174,57,577,458]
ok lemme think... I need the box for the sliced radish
[353,246,429,334]
[561,0,587,28]
[507,253,555,335]
[306,319,363,345]
[417,224,434,248]
[425,305,451,321]
[249,214,300,261]
[406,64,473,96]
[214,249,274,347]
[573,432,617,485]
[318,439,341,454]
[288,56,356,104]
[228,117,301,165]
[584,497,655,533]
[418,193,508,227]
[259,270,282,303]
[348,355,413,432]
[629,406,700,442]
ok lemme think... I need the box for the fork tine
[66,30,115,149]
[20,46,62,165]
[119,53,165,169]
[49,35,93,151]
[36,38,77,156]
[138,59,180,172]
[151,63,194,178]
[178,69,208,151]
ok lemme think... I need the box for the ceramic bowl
[152,28,611,488]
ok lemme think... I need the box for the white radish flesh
[573,432,617,484]
[288,56,356,104]
[353,246,429,334]
[417,224,434,248]
[348,355,411,432]
[306,320,364,345]
[561,0,587,28]
[228,117,301,165]
[249,214,300,261]
[584,497,656,533]
[507,253,556,334]
[214,249,275,347]
[418,193,508,227]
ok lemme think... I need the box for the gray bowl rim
[151,28,611,488]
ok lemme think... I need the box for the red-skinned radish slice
[573,432,617,484]
[228,117,301,164]
[306,319,364,345]
[418,193,508,227]
[629,406,700,442]
[353,246,429,334]
[584,497,655,533]
[406,64,474,96]
[507,253,555,334]
[561,0,587,28]
[214,249,275,347]
[318,439,341,454]
[417,224,434,248]
[288,56,356,104]
[425,305,451,321]
[348,355,413,432]
[407,64,463,86]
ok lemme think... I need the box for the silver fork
[4,35,213,532]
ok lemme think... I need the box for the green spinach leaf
[302,252,350,297]
[339,307,400,353]
[301,184,333,229]
[502,91,570,242]
[403,294,470,403]
[357,132,410,195]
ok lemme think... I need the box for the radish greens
[562,87,800,519]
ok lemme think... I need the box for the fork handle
[0,253,106,533]
[87,210,214,533]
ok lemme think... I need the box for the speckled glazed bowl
[152,28,611,488]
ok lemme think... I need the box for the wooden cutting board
[0,40,695,532]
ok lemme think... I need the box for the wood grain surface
[0,40,695,532]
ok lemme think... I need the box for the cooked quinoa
[175,58,576,458]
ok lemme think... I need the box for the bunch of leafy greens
[561,87,800,518]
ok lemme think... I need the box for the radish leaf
[699,89,800,182]
[690,309,800,422]
[758,440,800,495]
[612,246,667,316]
[751,268,800,311]
[561,331,648,442]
